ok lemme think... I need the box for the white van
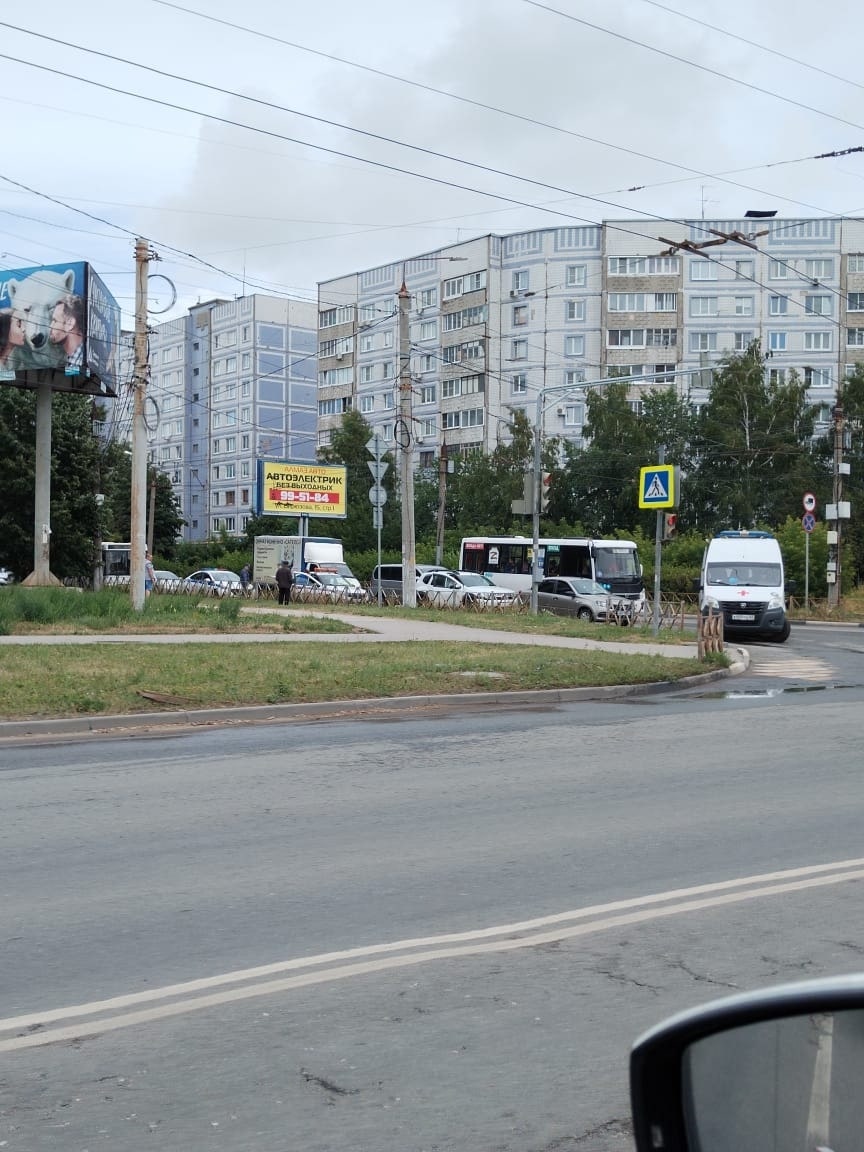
[699,530,790,642]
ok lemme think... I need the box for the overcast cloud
[3,0,864,322]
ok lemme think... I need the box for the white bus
[459,535,646,604]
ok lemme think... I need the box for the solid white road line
[2,860,863,1054]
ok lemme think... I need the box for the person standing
[275,560,294,606]
[144,550,156,598]
[239,563,251,594]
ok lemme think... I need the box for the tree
[100,441,185,558]
[690,343,819,532]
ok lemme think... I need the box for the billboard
[0,261,120,396]
[256,460,347,519]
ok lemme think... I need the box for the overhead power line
[523,0,864,135]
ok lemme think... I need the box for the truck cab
[699,530,791,642]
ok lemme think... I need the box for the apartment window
[224,463,236,479]
[607,329,645,347]
[420,418,437,438]
[689,332,717,352]
[609,292,643,312]
[224,409,237,426]
[381,423,394,442]
[734,296,754,316]
[652,292,677,311]
[241,325,250,341]
[848,293,864,311]
[768,331,787,351]
[241,380,251,397]
[769,295,788,315]
[511,373,527,394]
[241,489,250,504]
[419,353,436,372]
[735,259,754,280]
[318,367,354,387]
[240,461,250,478]
[214,330,236,349]
[317,429,333,448]
[419,320,438,341]
[443,341,483,364]
[805,259,833,281]
[360,365,374,384]
[380,330,394,349]
[565,299,586,321]
[419,287,437,308]
[360,394,374,413]
[690,296,718,317]
[442,375,485,399]
[240,434,250,451]
[442,408,484,430]
[511,338,528,359]
[512,270,529,292]
[690,260,717,280]
[848,256,864,274]
[607,256,679,275]
[360,334,374,353]
[565,335,585,357]
[769,259,790,279]
[804,332,831,351]
[804,367,832,388]
[381,361,392,379]
[653,364,675,382]
[420,384,437,404]
[381,391,395,410]
[513,304,529,327]
[443,270,487,299]
[212,412,222,430]
[565,264,587,287]
[241,407,251,423]
[241,353,251,370]
[768,367,786,386]
[563,403,584,426]
[847,328,864,346]
[645,328,677,347]
[319,305,353,327]
[734,331,754,351]
[607,364,644,379]
[805,295,832,315]
[564,369,585,387]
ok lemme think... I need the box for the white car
[416,569,518,608]
[153,569,182,592]
[0,566,14,586]
[293,570,369,604]
[181,568,244,597]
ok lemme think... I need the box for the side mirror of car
[691,577,702,593]
[630,975,864,1151]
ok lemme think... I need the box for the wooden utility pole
[130,238,150,611]
[435,441,448,566]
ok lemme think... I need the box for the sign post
[638,460,680,635]
[366,435,388,605]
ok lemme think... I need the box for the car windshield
[317,573,349,587]
[706,563,781,587]
[593,547,639,578]
[572,579,610,596]
[455,572,495,587]
[211,571,240,583]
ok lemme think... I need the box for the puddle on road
[682,683,861,701]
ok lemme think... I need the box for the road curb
[0,664,740,744]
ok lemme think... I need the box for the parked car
[536,576,630,622]
[370,563,449,600]
[181,568,243,597]
[153,569,182,592]
[293,570,369,604]
[416,569,518,608]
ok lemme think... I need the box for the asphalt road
[2,626,864,1151]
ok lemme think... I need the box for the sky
[3,0,864,325]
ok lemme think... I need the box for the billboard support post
[21,382,60,586]
[130,238,150,612]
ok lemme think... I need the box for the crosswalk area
[745,649,837,681]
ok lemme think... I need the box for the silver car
[536,577,627,622]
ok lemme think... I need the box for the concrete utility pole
[435,440,448,567]
[398,277,417,608]
[827,402,845,610]
[130,238,150,611]
[22,381,60,586]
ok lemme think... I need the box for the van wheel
[768,619,791,643]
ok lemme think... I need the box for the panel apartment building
[317,217,864,464]
[146,294,318,542]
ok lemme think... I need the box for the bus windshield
[593,547,640,580]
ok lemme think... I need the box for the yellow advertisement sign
[256,460,347,518]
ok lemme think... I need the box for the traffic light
[540,472,552,513]
[663,512,677,540]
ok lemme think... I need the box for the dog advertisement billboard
[0,261,121,396]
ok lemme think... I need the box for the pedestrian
[144,549,156,599]
[275,559,294,605]
[240,563,251,593]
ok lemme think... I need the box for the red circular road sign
[802,512,816,533]
[803,492,817,512]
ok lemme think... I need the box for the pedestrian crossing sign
[639,464,678,509]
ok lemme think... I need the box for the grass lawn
[0,642,715,720]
